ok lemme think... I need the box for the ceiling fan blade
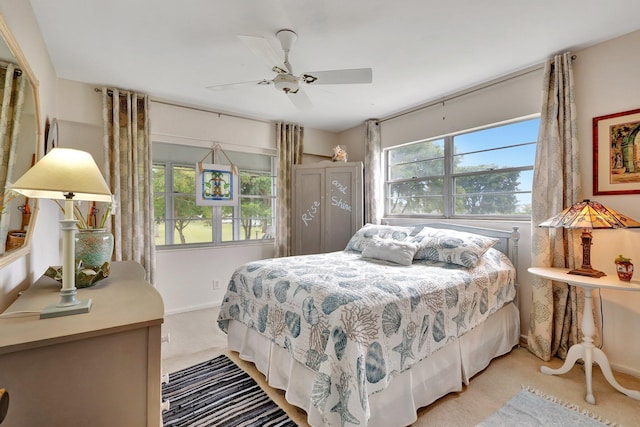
[206,79,271,91]
[302,68,372,85]
[238,34,286,71]
[286,88,312,109]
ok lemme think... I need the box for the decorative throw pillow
[361,235,420,266]
[413,227,498,267]
[345,223,417,253]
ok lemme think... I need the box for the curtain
[0,63,25,254]
[528,53,600,361]
[102,88,156,284]
[275,122,303,257]
[364,119,382,224]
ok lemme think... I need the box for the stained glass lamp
[538,199,640,278]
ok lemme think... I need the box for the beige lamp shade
[10,148,111,202]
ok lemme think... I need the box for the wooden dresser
[0,261,164,427]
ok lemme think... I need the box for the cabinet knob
[0,388,9,424]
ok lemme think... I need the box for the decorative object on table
[332,144,348,162]
[75,228,114,269]
[538,199,640,277]
[614,254,634,282]
[44,262,111,289]
[9,147,112,319]
[593,108,640,195]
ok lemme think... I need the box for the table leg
[540,286,640,403]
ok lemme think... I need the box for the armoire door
[292,162,363,255]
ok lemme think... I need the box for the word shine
[331,196,352,212]
[302,200,321,227]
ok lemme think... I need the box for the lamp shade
[10,148,111,202]
[538,199,640,229]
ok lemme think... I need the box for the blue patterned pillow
[412,227,498,267]
[345,224,417,253]
[361,235,420,265]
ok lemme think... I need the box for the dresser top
[0,261,164,355]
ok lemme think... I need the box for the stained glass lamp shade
[538,199,640,277]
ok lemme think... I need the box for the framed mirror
[0,16,40,266]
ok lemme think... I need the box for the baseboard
[165,302,221,316]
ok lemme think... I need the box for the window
[153,143,276,247]
[385,117,539,218]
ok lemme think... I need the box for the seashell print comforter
[217,248,516,427]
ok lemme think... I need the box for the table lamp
[10,148,112,319]
[538,199,640,277]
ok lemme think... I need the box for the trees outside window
[153,143,275,247]
[385,117,539,219]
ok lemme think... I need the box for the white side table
[528,267,640,404]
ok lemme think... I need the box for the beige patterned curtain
[528,53,600,360]
[102,88,155,283]
[275,122,303,257]
[364,119,382,224]
[0,63,25,253]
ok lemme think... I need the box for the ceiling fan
[206,29,373,108]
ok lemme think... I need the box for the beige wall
[53,80,341,314]
[338,30,640,377]
[0,1,60,311]
[3,0,639,377]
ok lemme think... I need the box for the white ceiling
[28,0,640,133]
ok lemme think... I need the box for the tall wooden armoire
[292,161,363,255]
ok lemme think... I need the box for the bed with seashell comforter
[217,223,520,427]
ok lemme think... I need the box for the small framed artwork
[195,163,239,206]
[44,118,58,154]
[593,108,640,195]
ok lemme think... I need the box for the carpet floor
[162,355,296,427]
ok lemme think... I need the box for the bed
[217,222,520,427]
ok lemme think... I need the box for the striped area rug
[162,354,297,427]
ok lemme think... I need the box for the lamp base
[40,298,92,319]
[568,267,606,278]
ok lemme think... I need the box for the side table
[528,267,640,404]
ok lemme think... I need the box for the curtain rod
[94,87,270,125]
[94,87,145,97]
[380,55,576,124]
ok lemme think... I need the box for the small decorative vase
[75,228,114,269]
[615,255,633,282]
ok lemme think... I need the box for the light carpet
[162,354,296,427]
[477,387,616,427]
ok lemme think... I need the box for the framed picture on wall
[44,118,58,154]
[195,163,238,206]
[593,108,640,195]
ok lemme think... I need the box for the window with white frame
[153,142,276,247]
[385,116,539,218]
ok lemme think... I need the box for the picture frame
[44,118,58,154]
[593,108,640,195]
[195,163,238,206]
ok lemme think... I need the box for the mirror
[0,16,40,265]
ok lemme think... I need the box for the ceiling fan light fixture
[273,73,299,93]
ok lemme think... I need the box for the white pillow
[361,235,420,266]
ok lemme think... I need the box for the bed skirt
[226,302,519,427]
